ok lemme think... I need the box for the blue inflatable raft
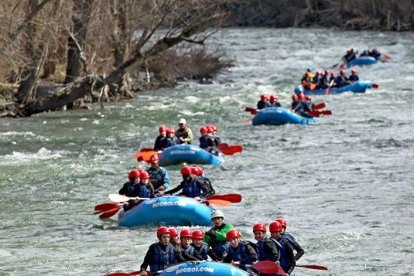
[295,81,374,96]
[252,107,317,126]
[158,144,223,166]
[118,196,213,227]
[161,261,249,276]
[345,56,378,68]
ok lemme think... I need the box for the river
[0,28,413,275]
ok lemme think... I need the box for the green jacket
[204,223,234,246]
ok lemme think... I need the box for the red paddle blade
[94,202,119,213]
[313,102,326,110]
[320,110,332,115]
[296,264,329,270]
[217,143,243,155]
[99,206,120,219]
[208,193,242,203]
[251,261,285,274]
[372,83,379,89]
[308,110,320,117]
[244,107,257,115]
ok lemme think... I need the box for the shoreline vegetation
[1,0,412,117]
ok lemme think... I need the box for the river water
[0,28,413,275]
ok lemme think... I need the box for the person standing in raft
[276,218,304,262]
[164,165,215,199]
[146,155,170,196]
[140,226,176,275]
[223,228,258,272]
[204,210,234,261]
[175,118,193,144]
[269,221,296,275]
[253,223,280,263]
[154,125,169,151]
[257,95,269,110]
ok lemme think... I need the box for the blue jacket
[140,242,176,273]
[147,166,170,190]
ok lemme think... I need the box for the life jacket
[150,243,175,272]
[147,167,165,190]
[154,135,169,151]
[121,182,142,197]
[228,241,257,265]
[278,237,295,273]
[192,242,209,260]
[138,182,152,198]
[181,245,195,259]
[175,128,191,144]
[182,178,202,198]
[199,135,211,149]
[197,176,215,197]
[257,237,279,261]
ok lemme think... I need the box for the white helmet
[179,118,187,124]
[211,209,224,220]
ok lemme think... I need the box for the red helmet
[269,95,277,102]
[157,226,170,237]
[195,166,203,176]
[200,126,207,135]
[211,125,217,132]
[191,166,198,175]
[351,69,357,74]
[159,125,166,134]
[206,126,214,134]
[150,155,158,164]
[140,171,150,179]
[181,166,192,176]
[192,229,205,239]
[180,228,192,238]
[292,94,298,101]
[166,128,175,135]
[169,227,178,238]
[276,218,288,228]
[269,221,283,232]
[226,229,241,241]
[253,223,266,233]
[339,69,345,75]
[128,169,140,181]
[260,94,266,100]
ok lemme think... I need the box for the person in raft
[163,165,215,200]
[153,125,169,151]
[146,155,170,195]
[175,118,193,144]
[252,223,280,263]
[165,128,177,148]
[257,94,269,110]
[119,169,147,211]
[276,218,305,263]
[223,228,258,272]
[269,221,296,275]
[190,229,211,261]
[139,226,176,275]
[204,209,234,261]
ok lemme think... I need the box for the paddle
[109,194,151,203]
[250,261,286,275]
[296,264,329,270]
[99,206,121,219]
[108,194,233,207]
[313,102,325,110]
[208,193,242,203]
[94,202,121,214]
[330,62,339,69]
[309,110,332,118]
[244,107,257,115]
[372,83,379,89]
[216,143,243,155]
[105,271,141,276]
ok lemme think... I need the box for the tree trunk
[15,0,40,104]
[64,0,94,84]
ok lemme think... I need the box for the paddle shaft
[296,264,328,270]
